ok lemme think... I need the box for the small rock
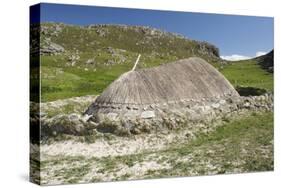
[260,96,266,101]
[85,58,95,65]
[211,103,220,109]
[244,102,250,108]
[204,105,211,111]
[219,99,226,105]
[106,60,115,65]
[88,121,98,127]
[40,41,64,55]
[106,113,119,121]
[81,114,92,122]
[131,127,141,135]
[68,113,80,121]
[141,111,155,119]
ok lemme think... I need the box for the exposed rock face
[40,41,65,55]
[197,41,220,57]
[38,23,65,55]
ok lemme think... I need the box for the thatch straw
[91,57,239,106]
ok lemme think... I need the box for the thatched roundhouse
[85,57,239,127]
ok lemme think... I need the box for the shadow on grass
[236,86,267,96]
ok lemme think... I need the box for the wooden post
[132,54,141,71]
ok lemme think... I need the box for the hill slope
[220,51,274,93]
[38,23,221,62]
[255,50,274,73]
[31,23,225,101]
[31,23,273,101]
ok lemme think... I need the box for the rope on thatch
[132,54,141,71]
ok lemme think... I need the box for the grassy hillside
[32,23,273,101]
[220,59,273,91]
[35,23,222,101]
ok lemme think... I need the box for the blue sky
[34,3,273,60]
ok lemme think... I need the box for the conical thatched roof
[90,57,239,108]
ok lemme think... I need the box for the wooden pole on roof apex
[132,54,141,71]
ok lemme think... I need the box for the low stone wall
[90,93,273,135]
[36,93,273,139]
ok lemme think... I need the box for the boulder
[85,58,96,65]
[40,41,64,55]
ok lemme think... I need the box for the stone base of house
[34,93,273,139]
[88,93,273,136]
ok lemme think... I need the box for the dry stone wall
[89,93,273,135]
[34,93,273,139]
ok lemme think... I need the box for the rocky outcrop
[40,41,65,55]
[197,41,220,58]
[39,23,65,55]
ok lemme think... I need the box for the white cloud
[221,51,268,61]
[255,51,267,57]
[220,54,251,61]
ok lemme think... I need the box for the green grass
[41,55,273,101]
[142,111,274,177]
[40,53,180,101]
[37,23,273,102]
[40,112,273,184]
[221,59,273,91]
[36,23,222,102]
